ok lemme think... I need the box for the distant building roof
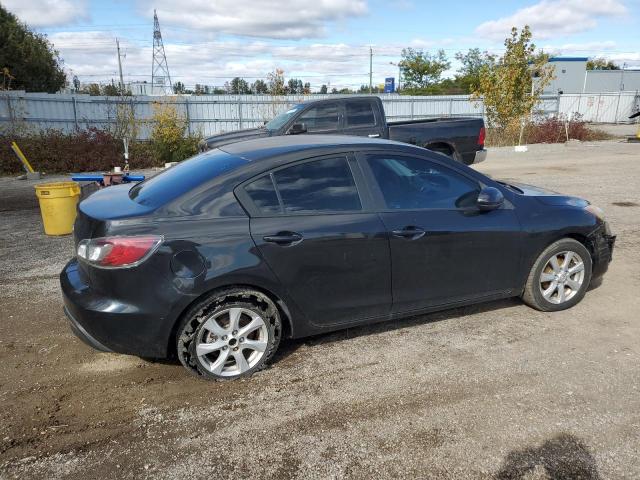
[548,57,588,62]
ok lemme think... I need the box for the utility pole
[369,46,373,94]
[116,39,125,95]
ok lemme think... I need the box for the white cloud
[2,0,89,27]
[139,0,368,39]
[475,0,627,41]
[48,31,389,89]
[542,41,618,53]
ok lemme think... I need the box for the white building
[540,57,640,94]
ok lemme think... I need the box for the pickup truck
[200,96,487,165]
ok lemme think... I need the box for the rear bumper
[64,306,113,352]
[60,259,173,358]
[474,149,487,164]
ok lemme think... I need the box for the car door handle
[263,232,303,246]
[368,133,380,138]
[391,226,426,240]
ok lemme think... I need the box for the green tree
[173,81,186,94]
[287,78,304,94]
[230,77,250,94]
[101,82,120,96]
[473,26,554,132]
[0,5,66,92]
[454,48,496,93]
[252,79,268,94]
[587,57,619,70]
[319,84,328,94]
[399,48,450,91]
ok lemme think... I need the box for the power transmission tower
[151,10,173,95]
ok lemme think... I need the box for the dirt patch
[1,143,640,479]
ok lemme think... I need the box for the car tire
[176,288,282,380]
[522,238,593,312]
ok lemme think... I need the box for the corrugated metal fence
[1,91,637,139]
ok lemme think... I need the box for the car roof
[219,134,421,162]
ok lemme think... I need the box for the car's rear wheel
[176,289,282,380]
[522,239,592,312]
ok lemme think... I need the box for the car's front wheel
[176,289,282,380]
[522,238,593,311]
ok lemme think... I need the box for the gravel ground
[1,140,639,479]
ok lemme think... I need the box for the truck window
[298,104,340,132]
[346,101,376,127]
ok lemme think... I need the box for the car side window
[346,101,376,127]
[297,104,340,132]
[273,157,362,213]
[367,155,480,210]
[244,175,281,214]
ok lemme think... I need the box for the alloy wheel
[195,307,269,377]
[539,250,586,304]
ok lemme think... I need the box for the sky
[3,0,639,90]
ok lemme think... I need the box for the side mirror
[289,123,307,135]
[477,186,504,211]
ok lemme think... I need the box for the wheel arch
[520,232,595,293]
[166,283,294,358]
[425,141,458,160]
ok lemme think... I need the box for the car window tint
[346,101,376,127]
[245,175,281,214]
[273,157,361,213]
[368,156,479,210]
[298,104,340,132]
[129,149,247,208]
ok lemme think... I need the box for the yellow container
[34,182,81,236]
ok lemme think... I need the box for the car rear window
[129,149,247,208]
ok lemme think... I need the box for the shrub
[148,102,201,164]
[0,128,160,175]
[485,115,613,147]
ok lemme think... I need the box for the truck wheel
[176,288,282,380]
[521,239,592,312]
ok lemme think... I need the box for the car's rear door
[241,154,392,328]
[359,151,522,314]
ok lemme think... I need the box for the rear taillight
[77,235,162,268]
[478,127,486,147]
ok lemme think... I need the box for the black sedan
[61,136,615,380]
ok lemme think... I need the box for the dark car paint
[201,97,485,165]
[61,135,614,358]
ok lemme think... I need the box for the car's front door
[294,102,343,135]
[242,154,392,327]
[361,152,522,314]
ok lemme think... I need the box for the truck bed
[387,116,485,165]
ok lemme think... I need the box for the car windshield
[265,104,304,131]
[128,149,247,208]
